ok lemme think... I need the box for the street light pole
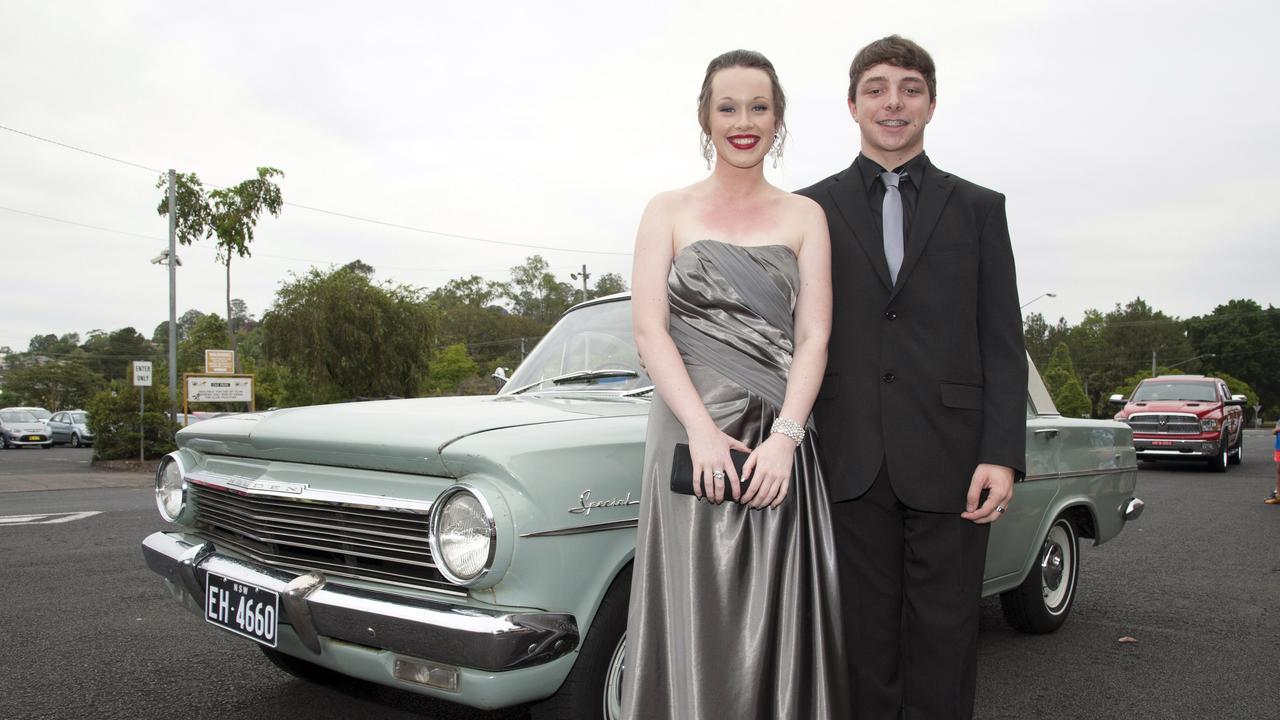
[1021,292,1057,310]
[1160,352,1215,376]
[167,169,178,424]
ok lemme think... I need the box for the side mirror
[491,367,509,392]
[1108,394,1127,405]
[1225,395,1247,407]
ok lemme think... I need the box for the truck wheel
[1228,433,1242,465]
[1207,437,1228,473]
[258,645,349,685]
[531,566,631,720]
[1000,516,1079,634]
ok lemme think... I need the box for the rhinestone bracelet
[770,417,805,445]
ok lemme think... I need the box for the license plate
[205,573,279,647]
[25,435,43,442]
[1152,441,1172,446]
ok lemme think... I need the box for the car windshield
[1,411,38,422]
[22,408,52,420]
[69,412,88,423]
[1131,382,1217,402]
[500,298,651,395]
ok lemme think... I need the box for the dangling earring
[768,131,783,169]
[701,132,715,170]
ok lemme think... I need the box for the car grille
[1127,413,1200,435]
[189,482,461,595]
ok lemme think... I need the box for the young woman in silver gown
[620,50,848,719]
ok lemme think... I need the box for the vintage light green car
[142,294,1143,719]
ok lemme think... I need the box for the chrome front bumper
[1133,437,1219,458]
[141,532,579,672]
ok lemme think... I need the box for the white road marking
[0,511,103,526]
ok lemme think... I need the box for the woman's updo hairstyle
[697,49,788,165]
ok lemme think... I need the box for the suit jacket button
[882,372,896,384]
[884,311,897,320]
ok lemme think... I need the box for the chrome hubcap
[603,634,626,720]
[1039,523,1073,613]
[1042,546,1064,592]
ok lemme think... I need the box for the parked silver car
[0,409,53,449]
[49,410,94,447]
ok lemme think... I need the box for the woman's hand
[739,433,796,509]
[687,425,752,503]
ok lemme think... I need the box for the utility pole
[1151,349,1157,378]
[167,169,178,425]
[570,264,591,304]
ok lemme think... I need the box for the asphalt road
[1,441,1276,720]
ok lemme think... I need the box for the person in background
[1267,418,1280,504]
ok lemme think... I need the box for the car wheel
[258,645,351,685]
[41,442,53,449]
[1000,516,1080,634]
[1207,437,1228,473]
[72,433,83,448]
[531,566,631,720]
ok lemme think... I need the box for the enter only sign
[0,511,102,526]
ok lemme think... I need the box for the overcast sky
[3,0,1277,354]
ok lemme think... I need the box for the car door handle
[1035,428,1060,438]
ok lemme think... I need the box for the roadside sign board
[133,361,153,387]
[205,349,235,374]
[186,375,253,403]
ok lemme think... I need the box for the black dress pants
[832,461,989,720]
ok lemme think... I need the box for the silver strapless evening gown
[619,239,848,719]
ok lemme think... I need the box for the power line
[0,123,161,173]
[0,122,631,257]
[0,204,577,274]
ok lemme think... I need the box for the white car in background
[6,405,52,425]
[0,409,53,449]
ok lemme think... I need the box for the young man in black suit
[797,36,1027,719]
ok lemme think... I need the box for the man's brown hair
[848,35,936,103]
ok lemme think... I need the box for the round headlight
[155,454,187,521]
[429,486,495,585]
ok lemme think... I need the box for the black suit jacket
[798,155,1027,511]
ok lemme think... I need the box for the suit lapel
[890,157,955,300]
[826,158,893,292]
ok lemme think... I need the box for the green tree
[1023,312,1069,371]
[1059,299,1193,416]
[80,327,152,381]
[86,380,179,460]
[0,361,106,410]
[26,332,81,357]
[1189,299,1280,414]
[505,255,576,324]
[1041,343,1091,417]
[177,314,232,374]
[428,275,546,375]
[422,343,479,396]
[157,167,284,371]
[589,272,628,299]
[260,266,434,405]
[230,298,253,334]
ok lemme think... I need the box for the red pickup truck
[1110,374,1247,472]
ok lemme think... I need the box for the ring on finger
[996,504,1007,513]
[712,470,726,482]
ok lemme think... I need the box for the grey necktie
[881,170,904,284]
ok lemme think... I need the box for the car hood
[1124,400,1216,414]
[177,393,650,477]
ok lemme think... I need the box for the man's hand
[961,463,1015,524]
